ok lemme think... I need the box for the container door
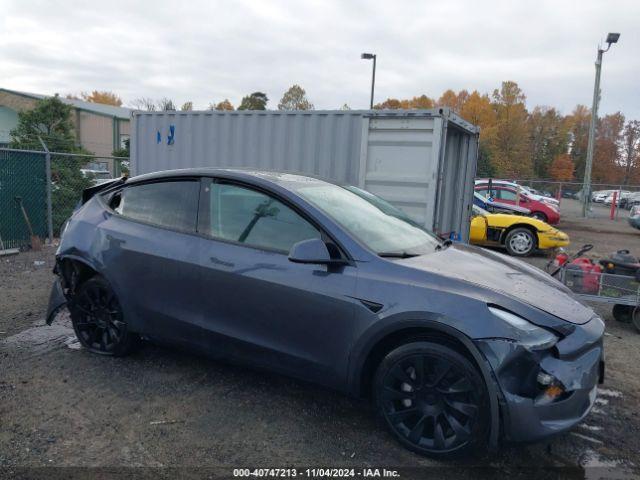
[359,116,442,233]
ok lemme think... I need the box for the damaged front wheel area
[374,342,489,459]
[70,276,139,356]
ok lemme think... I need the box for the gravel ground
[1,199,639,478]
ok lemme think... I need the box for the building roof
[0,88,132,120]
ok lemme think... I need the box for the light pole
[361,52,376,109]
[582,32,620,217]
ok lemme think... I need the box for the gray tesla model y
[46,169,604,458]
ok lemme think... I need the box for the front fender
[346,313,501,449]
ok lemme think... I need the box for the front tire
[532,211,548,223]
[374,342,488,459]
[504,228,536,257]
[70,276,139,356]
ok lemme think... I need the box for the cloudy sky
[2,0,638,118]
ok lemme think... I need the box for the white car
[592,190,615,203]
[81,169,113,186]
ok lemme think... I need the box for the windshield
[295,183,441,256]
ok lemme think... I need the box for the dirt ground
[1,199,640,479]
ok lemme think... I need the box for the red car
[475,185,560,224]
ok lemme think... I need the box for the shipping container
[131,109,479,241]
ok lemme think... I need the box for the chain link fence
[0,147,128,251]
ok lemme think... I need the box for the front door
[197,180,358,387]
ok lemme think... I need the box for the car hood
[484,213,552,231]
[400,243,593,324]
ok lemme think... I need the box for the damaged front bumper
[45,278,67,325]
[476,316,605,443]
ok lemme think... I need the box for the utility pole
[361,53,377,109]
[582,33,620,217]
[38,136,54,244]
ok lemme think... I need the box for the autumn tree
[181,101,193,111]
[374,96,434,109]
[437,89,463,112]
[278,85,314,110]
[238,92,268,110]
[80,90,123,106]
[209,99,234,111]
[374,98,407,109]
[549,153,574,181]
[592,112,625,184]
[488,81,531,177]
[408,95,434,109]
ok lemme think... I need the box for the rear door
[98,178,204,344]
[196,178,358,387]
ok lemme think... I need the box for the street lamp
[582,32,620,217]
[361,52,377,109]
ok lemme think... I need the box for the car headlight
[489,307,558,350]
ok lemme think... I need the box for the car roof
[126,167,336,191]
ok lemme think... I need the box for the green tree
[238,92,268,110]
[10,95,77,150]
[527,106,569,178]
[278,85,314,110]
[565,105,590,180]
[112,138,130,176]
[10,95,93,234]
[181,101,193,111]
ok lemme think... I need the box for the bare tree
[130,97,157,111]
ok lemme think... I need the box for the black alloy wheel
[375,342,488,459]
[70,276,138,356]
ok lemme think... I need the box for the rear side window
[207,183,320,252]
[114,181,199,232]
[497,189,518,201]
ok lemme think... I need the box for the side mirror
[288,238,344,265]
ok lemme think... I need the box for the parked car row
[474,180,560,225]
[470,179,569,257]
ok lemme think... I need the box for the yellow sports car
[470,205,569,256]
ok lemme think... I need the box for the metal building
[131,109,479,241]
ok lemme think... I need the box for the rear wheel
[70,276,139,356]
[612,304,633,323]
[504,228,536,257]
[374,342,488,459]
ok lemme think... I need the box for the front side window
[294,183,441,256]
[113,180,199,232]
[207,183,320,252]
